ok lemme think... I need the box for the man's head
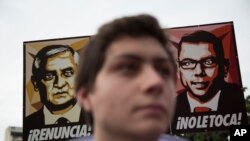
[32,45,78,113]
[178,30,229,100]
[76,15,177,139]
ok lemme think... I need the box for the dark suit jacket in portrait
[175,83,247,114]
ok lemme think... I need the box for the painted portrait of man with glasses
[175,30,247,114]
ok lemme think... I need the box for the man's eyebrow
[115,54,144,61]
[179,58,195,61]
[62,67,74,72]
[115,54,170,62]
[180,56,216,61]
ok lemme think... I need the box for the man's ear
[223,59,230,77]
[76,87,92,112]
[31,76,38,92]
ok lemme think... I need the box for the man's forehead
[181,42,213,48]
[46,52,76,70]
[105,36,169,60]
[180,42,215,58]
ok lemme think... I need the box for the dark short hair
[178,30,225,63]
[75,14,176,93]
[32,45,76,81]
[178,30,229,81]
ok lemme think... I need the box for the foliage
[245,95,250,124]
[179,131,229,141]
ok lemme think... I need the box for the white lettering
[201,115,208,128]
[209,115,216,127]
[234,129,241,136]
[39,128,46,140]
[188,117,196,129]
[241,129,247,136]
[44,127,54,140]
[223,114,230,126]
[214,115,223,127]
[61,126,71,139]
[79,125,87,137]
[233,129,247,136]
[230,114,237,125]
[70,125,78,138]
[32,129,40,141]
[176,117,182,130]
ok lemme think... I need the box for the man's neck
[94,125,159,141]
[51,105,74,115]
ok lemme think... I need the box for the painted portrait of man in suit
[170,29,248,133]
[25,45,85,128]
[176,30,246,114]
[24,37,91,141]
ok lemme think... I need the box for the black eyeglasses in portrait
[178,57,218,69]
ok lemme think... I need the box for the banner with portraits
[167,22,248,133]
[23,36,91,141]
[23,22,248,140]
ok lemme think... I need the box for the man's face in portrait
[41,52,77,107]
[178,42,219,96]
[83,36,176,136]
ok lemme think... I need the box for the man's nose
[140,66,164,95]
[54,75,66,88]
[194,63,205,76]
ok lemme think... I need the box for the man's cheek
[180,73,189,87]
[47,94,53,102]
[205,67,218,77]
[68,89,75,97]
[67,77,75,88]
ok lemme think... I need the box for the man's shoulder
[177,90,188,100]
[218,82,246,113]
[24,108,45,130]
[175,90,190,113]
[69,136,93,141]
[176,90,189,105]
[221,82,241,91]
[70,134,188,141]
[25,108,44,123]
[220,82,243,98]
[159,134,189,141]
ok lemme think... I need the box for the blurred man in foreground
[74,15,187,141]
